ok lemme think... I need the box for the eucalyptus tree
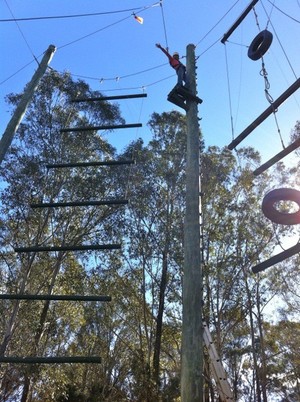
[201,145,295,401]
[2,81,299,401]
[117,114,296,401]
[115,111,188,399]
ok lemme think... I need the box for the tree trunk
[19,253,64,402]
[256,283,268,402]
[153,248,168,389]
[0,252,38,356]
[20,376,31,402]
[242,267,262,402]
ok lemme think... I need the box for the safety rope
[252,5,262,31]
[264,0,275,30]
[159,1,169,50]
[259,57,285,149]
[260,60,273,103]
[266,0,300,24]
[195,0,240,48]
[224,45,235,141]
[119,85,146,201]
[260,1,298,80]
[253,4,285,149]
[4,0,39,66]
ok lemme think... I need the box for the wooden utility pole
[181,44,203,401]
[0,44,56,165]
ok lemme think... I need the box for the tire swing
[248,30,273,61]
[262,188,300,225]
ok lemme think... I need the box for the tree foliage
[0,75,299,401]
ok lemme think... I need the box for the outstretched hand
[155,43,161,48]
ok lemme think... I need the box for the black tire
[262,188,300,225]
[248,30,273,61]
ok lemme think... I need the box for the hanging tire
[248,30,273,61]
[262,188,300,225]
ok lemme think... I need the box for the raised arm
[155,43,172,60]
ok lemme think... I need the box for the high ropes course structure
[1,0,300,400]
[0,85,146,365]
[222,0,300,274]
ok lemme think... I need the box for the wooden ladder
[203,320,235,401]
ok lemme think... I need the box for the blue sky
[1,0,300,165]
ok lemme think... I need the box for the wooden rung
[252,242,300,273]
[203,320,234,400]
[253,137,300,176]
[221,0,259,44]
[60,123,142,133]
[15,244,121,253]
[30,199,128,208]
[72,93,147,102]
[0,356,101,364]
[0,294,111,302]
[228,77,300,150]
[46,160,135,169]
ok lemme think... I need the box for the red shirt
[159,47,183,70]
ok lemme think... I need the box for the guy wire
[260,1,298,80]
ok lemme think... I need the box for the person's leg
[177,65,188,87]
[176,65,184,86]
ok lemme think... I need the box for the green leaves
[1,82,299,400]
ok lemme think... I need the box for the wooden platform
[167,85,202,111]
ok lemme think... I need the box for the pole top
[47,44,56,53]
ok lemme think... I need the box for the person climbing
[155,43,187,87]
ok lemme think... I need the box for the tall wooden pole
[181,44,203,401]
[0,44,56,165]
